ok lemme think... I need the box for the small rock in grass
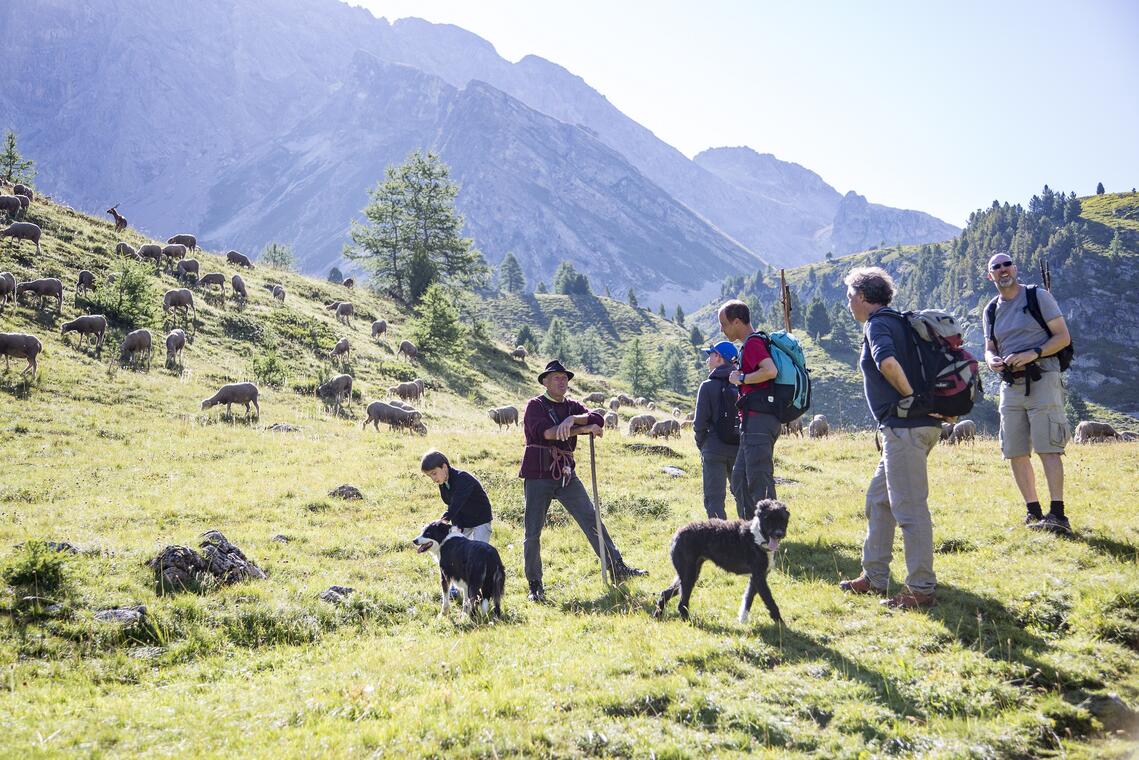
[1078,693,1137,734]
[319,586,355,604]
[271,534,290,543]
[94,606,147,625]
[329,484,364,500]
[661,466,685,478]
[267,423,300,432]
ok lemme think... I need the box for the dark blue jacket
[861,308,939,429]
[693,364,739,455]
[439,468,493,528]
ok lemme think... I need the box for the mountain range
[0,0,959,308]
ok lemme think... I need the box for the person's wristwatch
[1032,347,1043,360]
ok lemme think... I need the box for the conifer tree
[1096,182,1105,195]
[805,296,831,340]
[260,242,297,271]
[327,266,344,284]
[621,338,658,397]
[689,324,705,346]
[0,130,35,185]
[674,305,685,325]
[627,289,638,308]
[498,252,526,294]
[541,317,572,359]
[410,283,467,353]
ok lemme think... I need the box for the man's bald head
[987,251,1013,270]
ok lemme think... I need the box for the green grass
[2,195,1139,757]
[1079,192,1139,236]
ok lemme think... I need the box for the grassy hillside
[2,193,1139,757]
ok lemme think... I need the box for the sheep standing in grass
[604,411,618,429]
[317,374,353,412]
[608,397,620,411]
[119,329,152,370]
[487,405,519,429]
[226,250,254,268]
[950,419,976,445]
[115,242,138,259]
[511,346,527,362]
[618,393,635,406]
[398,340,418,360]
[167,234,197,252]
[13,184,33,201]
[0,222,42,254]
[163,288,197,322]
[0,272,15,307]
[175,259,200,283]
[582,391,606,404]
[808,414,829,439]
[0,332,43,377]
[16,278,63,313]
[782,418,803,437]
[61,315,107,351]
[165,328,186,368]
[413,378,426,399]
[201,382,260,419]
[330,301,353,326]
[940,422,954,443]
[363,400,426,434]
[0,195,22,220]
[330,337,351,362]
[649,419,680,439]
[231,274,248,300]
[342,277,355,289]
[199,272,225,298]
[1074,420,1121,443]
[14,194,29,214]
[162,243,188,270]
[371,319,387,339]
[389,380,422,403]
[272,285,286,302]
[627,414,657,435]
[137,244,163,268]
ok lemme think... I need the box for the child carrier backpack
[712,379,740,445]
[870,308,981,418]
[736,331,812,424]
[985,285,1074,371]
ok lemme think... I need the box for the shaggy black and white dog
[413,520,505,617]
[654,499,789,624]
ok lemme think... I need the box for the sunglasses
[990,261,1014,271]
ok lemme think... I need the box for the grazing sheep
[16,278,63,313]
[950,419,976,445]
[413,378,425,397]
[511,346,528,361]
[398,339,418,360]
[608,397,620,411]
[106,205,127,231]
[13,184,33,201]
[0,332,43,377]
[226,250,254,268]
[231,273,248,300]
[808,414,829,439]
[175,259,200,282]
[137,244,163,268]
[940,422,954,443]
[371,319,388,338]
[201,382,260,419]
[647,402,657,411]
[1074,420,1121,443]
[627,414,658,435]
[317,373,353,410]
[582,392,607,404]
[75,270,96,297]
[119,328,152,370]
[115,242,137,259]
[672,406,681,418]
[166,233,197,251]
[781,418,803,437]
[680,419,694,430]
[0,195,22,220]
[635,396,648,407]
[161,243,188,270]
[61,314,107,351]
[15,194,29,213]
[604,411,618,429]
[330,337,351,362]
[684,411,695,422]
[165,328,186,367]
[487,405,519,429]
[333,301,354,326]
[162,288,197,322]
[389,380,423,403]
[1120,430,1138,442]
[0,222,42,254]
[363,400,426,434]
[649,419,680,439]
[342,277,355,289]
[618,393,636,406]
[199,272,226,295]
[389,398,417,412]
[272,285,286,302]
[0,271,15,307]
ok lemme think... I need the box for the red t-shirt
[738,334,774,417]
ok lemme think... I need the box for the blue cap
[701,340,738,362]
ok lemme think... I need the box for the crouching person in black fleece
[421,450,494,544]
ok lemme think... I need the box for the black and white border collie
[654,499,789,624]
[413,520,505,618]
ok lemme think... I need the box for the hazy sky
[351,0,1138,226]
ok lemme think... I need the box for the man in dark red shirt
[717,300,781,519]
[519,360,647,602]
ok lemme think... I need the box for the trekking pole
[588,433,611,586]
[780,268,793,333]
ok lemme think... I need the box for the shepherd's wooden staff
[780,268,793,333]
[588,433,611,586]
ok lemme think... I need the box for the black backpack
[985,285,1074,371]
[712,379,740,445]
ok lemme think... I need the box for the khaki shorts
[998,371,1069,458]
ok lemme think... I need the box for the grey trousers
[523,475,622,584]
[701,448,737,520]
[731,413,781,519]
[862,425,941,594]
[460,522,492,544]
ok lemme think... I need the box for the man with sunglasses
[982,251,1073,534]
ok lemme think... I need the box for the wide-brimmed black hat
[537,359,575,383]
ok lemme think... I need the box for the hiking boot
[881,586,937,609]
[1024,512,1044,526]
[838,574,888,597]
[1031,512,1073,536]
[527,580,545,603]
[448,588,461,601]
[611,562,648,582]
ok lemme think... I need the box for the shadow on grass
[559,584,656,616]
[1075,531,1138,562]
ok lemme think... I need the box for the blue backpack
[737,331,812,424]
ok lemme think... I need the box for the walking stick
[588,433,611,586]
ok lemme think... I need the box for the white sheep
[330,337,351,362]
[627,414,657,435]
[317,373,353,411]
[119,329,152,370]
[114,242,137,259]
[487,405,519,429]
[272,285,286,302]
[231,274,248,300]
[161,243,188,270]
[76,270,96,296]
[363,400,426,434]
[16,278,63,313]
[371,319,388,338]
[398,340,418,360]
[581,392,607,404]
[226,250,255,269]
[137,244,163,268]
[950,419,976,445]
[327,301,354,326]
[175,258,200,282]
[163,288,197,322]
[0,222,41,255]
[165,328,186,368]
[202,382,260,419]
[0,271,14,308]
[808,414,829,439]
[61,315,107,351]
[389,380,422,403]
[0,332,43,377]
[166,233,197,251]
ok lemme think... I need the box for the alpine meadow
[3,2,1139,758]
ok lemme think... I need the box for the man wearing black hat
[519,360,647,602]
